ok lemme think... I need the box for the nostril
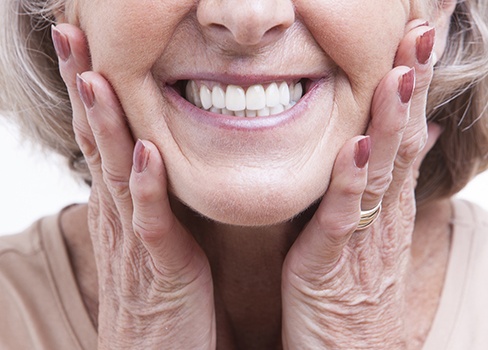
[197,0,295,48]
[264,25,286,40]
[211,23,229,33]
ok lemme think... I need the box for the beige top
[0,199,487,349]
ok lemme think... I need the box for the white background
[1,119,487,235]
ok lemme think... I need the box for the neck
[170,199,315,349]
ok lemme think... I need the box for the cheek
[297,0,407,103]
[80,1,193,80]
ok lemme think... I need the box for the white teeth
[292,82,303,103]
[246,84,266,110]
[270,104,285,115]
[265,83,280,107]
[226,85,246,111]
[186,81,202,108]
[285,102,296,110]
[186,82,194,105]
[200,85,212,110]
[222,108,233,115]
[257,107,270,116]
[279,82,290,106]
[210,107,221,114]
[212,86,226,109]
[188,80,304,117]
[246,109,257,117]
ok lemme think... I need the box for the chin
[171,170,329,227]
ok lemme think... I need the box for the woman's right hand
[52,24,216,349]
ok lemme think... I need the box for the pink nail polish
[398,68,415,104]
[133,139,149,173]
[51,25,71,61]
[76,74,95,109]
[416,28,435,65]
[355,136,371,169]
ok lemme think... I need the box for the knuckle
[102,167,130,200]
[131,180,159,203]
[315,211,359,236]
[89,208,122,251]
[132,217,161,242]
[397,131,427,166]
[365,168,393,198]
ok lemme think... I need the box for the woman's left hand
[281,22,440,349]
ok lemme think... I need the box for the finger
[285,136,370,278]
[130,140,206,281]
[76,72,135,216]
[51,24,94,153]
[412,122,443,178]
[361,67,415,210]
[387,26,436,201]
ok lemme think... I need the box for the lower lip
[164,78,328,131]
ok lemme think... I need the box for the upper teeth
[185,81,304,117]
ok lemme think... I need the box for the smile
[182,80,305,117]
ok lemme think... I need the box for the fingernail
[398,68,415,104]
[76,74,95,109]
[355,136,371,169]
[51,25,71,61]
[416,27,435,65]
[133,139,149,173]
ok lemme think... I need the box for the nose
[197,0,295,48]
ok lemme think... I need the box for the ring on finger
[357,202,382,230]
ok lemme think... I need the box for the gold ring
[357,202,382,230]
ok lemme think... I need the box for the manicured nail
[355,136,371,169]
[398,68,415,104]
[51,25,71,61]
[416,27,435,65]
[76,74,95,109]
[133,139,149,173]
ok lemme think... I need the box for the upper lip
[164,73,325,87]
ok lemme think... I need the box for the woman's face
[72,0,427,225]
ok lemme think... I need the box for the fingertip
[316,136,369,229]
[398,67,416,105]
[51,25,71,62]
[133,139,150,174]
[130,140,168,204]
[355,136,372,169]
[76,73,95,109]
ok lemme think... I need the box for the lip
[164,76,329,131]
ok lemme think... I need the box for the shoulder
[450,199,488,277]
[443,199,488,348]
[0,220,44,259]
[423,199,488,349]
[0,213,74,348]
[452,199,488,226]
[451,199,488,243]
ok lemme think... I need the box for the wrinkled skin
[53,0,455,348]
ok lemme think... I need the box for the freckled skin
[73,0,414,225]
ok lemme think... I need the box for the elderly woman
[1,0,488,348]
